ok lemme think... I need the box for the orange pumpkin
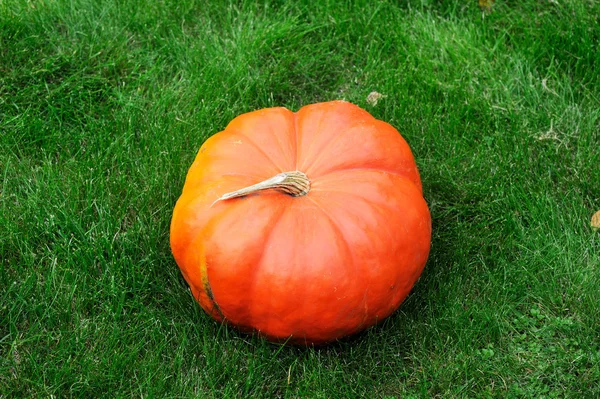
[170,101,431,345]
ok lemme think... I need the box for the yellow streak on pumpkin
[199,251,224,319]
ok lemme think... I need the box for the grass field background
[1,0,599,397]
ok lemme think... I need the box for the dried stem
[213,171,310,205]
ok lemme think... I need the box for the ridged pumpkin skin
[170,101,431,345]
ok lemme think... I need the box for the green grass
[1,0,599,397]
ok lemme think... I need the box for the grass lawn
[1,0,599,397]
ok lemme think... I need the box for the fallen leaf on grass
[592,210,600,229]
[479,0,494,12]
[366,91,386,106]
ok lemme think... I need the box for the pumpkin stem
[213,171,310,204]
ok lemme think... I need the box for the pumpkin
[170,100,431,345]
